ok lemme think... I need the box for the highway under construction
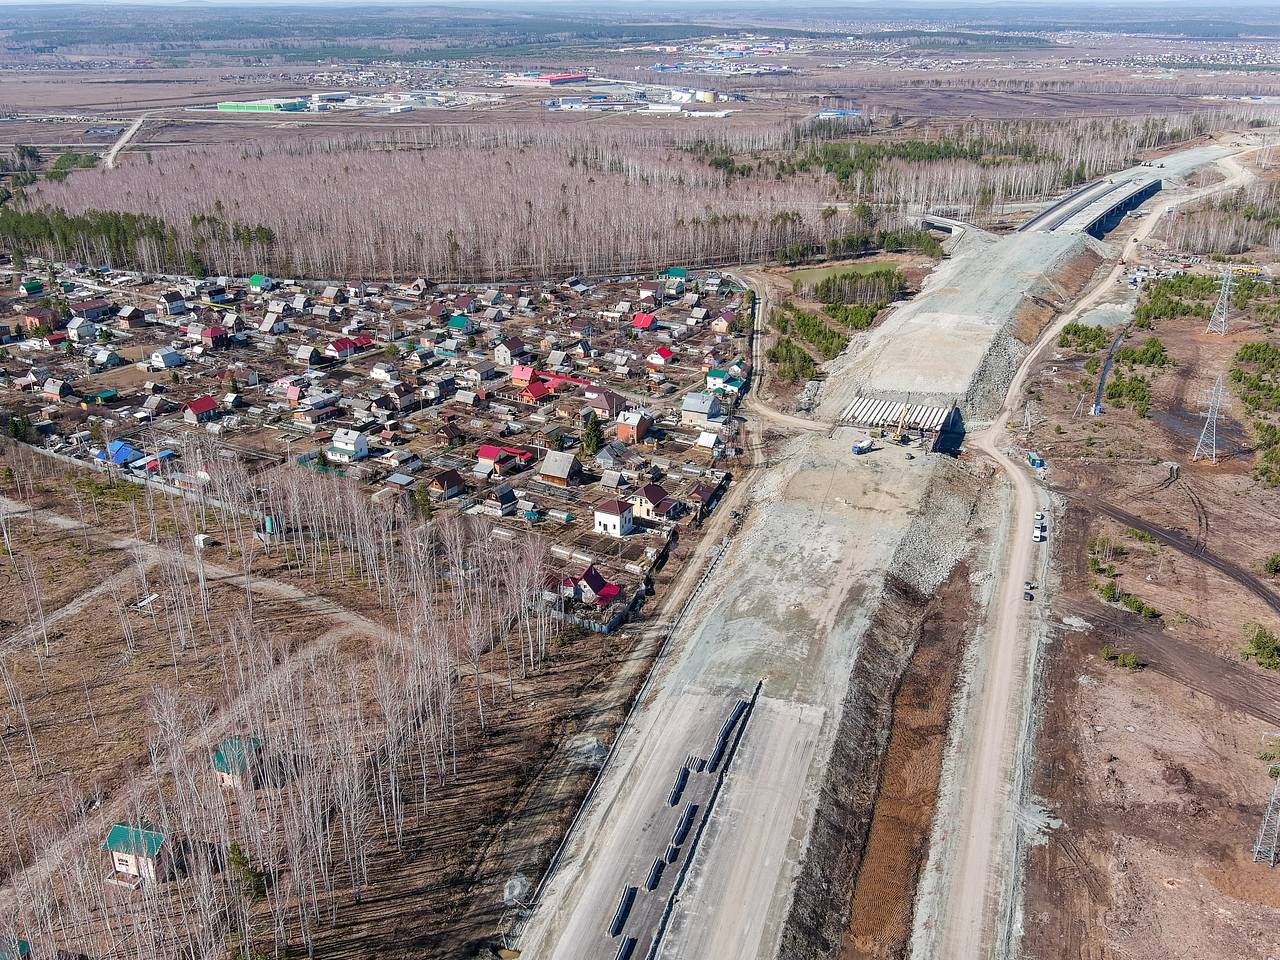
[514,140,1256,960]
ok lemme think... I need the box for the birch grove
[0,437,557,958]
[13,109,1275,280]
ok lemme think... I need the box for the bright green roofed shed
[20,280,42,295]
[102,823,165,859]
[212,735,261,775]
[663,267,688,278]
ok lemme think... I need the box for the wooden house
[103,823,168,886]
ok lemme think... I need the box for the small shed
[211,735,261,789]
[102,823,168,885]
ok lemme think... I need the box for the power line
[1191,373,1231,465]
[1206,267,1232,336]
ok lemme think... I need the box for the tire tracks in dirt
[1064,598,1280,727]
[1072,495,1280,617]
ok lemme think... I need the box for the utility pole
[1191,374,1230,465]
[1206,267,1232,336]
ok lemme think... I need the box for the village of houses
[0,260,748,644]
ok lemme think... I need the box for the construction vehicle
[851,439,875,455]
[890,406,909,444]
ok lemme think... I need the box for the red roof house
[183,395,218,424]
[632,312,656,331]
[578,565,621,606]
[520,380,551,404]
[326,337,357,360]
[647,346,674,367]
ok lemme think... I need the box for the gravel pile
[887,459,984,595]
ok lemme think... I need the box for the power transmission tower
[1254,733,1280,867]
[1023,399,1035,438]
[1072,394,1085,420]
[1191,374,1231,464]
[1206,267,1232,335]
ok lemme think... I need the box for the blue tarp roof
[101,439,144,466]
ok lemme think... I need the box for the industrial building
[505,72,590,87]
[216,98,307,113]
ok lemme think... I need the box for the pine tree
[414,484,434,519]
[582,412,604,455]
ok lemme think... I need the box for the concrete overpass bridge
[1019,174,1162,238]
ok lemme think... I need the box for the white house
[370,362,400,384]
[593,498,634,538]
[66,317,97,343]
[159,291,187,316]
[151,348,184,369]
[681,391,722,428]
[329,428,369,463]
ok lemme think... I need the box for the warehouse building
[216,98,307,113]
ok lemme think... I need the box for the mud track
[1062,598,1280,727]
[1072,496,1280,616]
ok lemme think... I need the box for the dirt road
[103,113,148,169]
[927,145,1259,960]
[732,267,832,435]
[1083,496,1280,616]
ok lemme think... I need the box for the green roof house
[212,735,262,788]
[19,280,42,296]
[248,274,273,293]
[103,823,168,886]
[663,267,688,279]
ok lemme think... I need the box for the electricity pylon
[1206,267,1232,336]
[1191,374,1230,464]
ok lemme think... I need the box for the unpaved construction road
[103,112,148,169]
[920,142,1259,960]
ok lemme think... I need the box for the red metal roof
[521,380,551,401]
[185,395,217,415]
